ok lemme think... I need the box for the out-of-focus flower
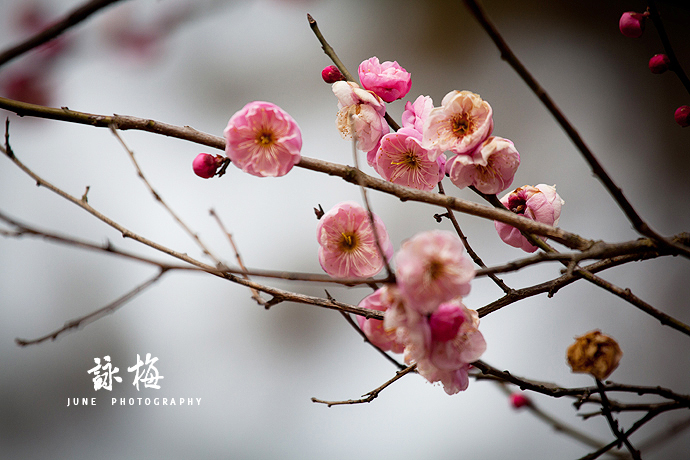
[317,201,393,278]
[567,330,622,380]
[422,90,493,159]
[419,302,485,395]
[448,136,520,194]
[321,65,344,84]
[358,57,412,103]
[1,71,51,106]
[429,302,466,342]
[674,105,690,127]
[494,184,564,252]
[374,128,445,191]
[224,101,302,177]
[509,392,531,409]
[192,153,223,179]
[356,288,405,353]
[648,54,671,74]
[402,95,434,134]
[394,230,474,314]
[333,81,390,152]
[619,11,648,38]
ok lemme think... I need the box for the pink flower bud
[675,105,690,127]
[321,65,344,84]
[192,153,221,178]
[429,303,466,342]
[358,57,412,103]
[648,54,671,74]
[509,392,531,409]
[619,11,648,38]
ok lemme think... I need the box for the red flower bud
[675,106,690,128]
[619,11,648,38]
[192,153,222,178]
[509,392,531,409]
[321,65,344,84]
[648,54,671,74]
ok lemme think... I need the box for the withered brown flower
[566,330,622,380]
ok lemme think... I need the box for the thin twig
[339,311,406,370]
[648,1,690,96]
[460,0,690,258]
[311,364,416,407]
[437,182,513,294]
[209,208,265,305]
[16,269,168,346]
[110,125,223,265]
[0,0,128,68]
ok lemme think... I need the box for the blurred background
[1,0,689,458]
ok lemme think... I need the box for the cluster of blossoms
[618,10,689,127]
[314,200,484,394]
[328,57,521,195]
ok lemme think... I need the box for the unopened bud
[192,153,222,178]
[429,303,466,342]
[566,330,622,380]
[674,105,690,128]
[649,54,671,74]
[509,392,531,409]
[321,65,344,84]
[619,11,648,38]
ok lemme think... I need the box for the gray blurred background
[1,0,689,458]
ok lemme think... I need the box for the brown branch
[0,0,128,68]
[595,378,642,459]
[16,269,168,346]
[0,96,595,250]
[460,0,690,259]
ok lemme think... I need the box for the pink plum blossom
[356,288,405,353]
[358,57,412,103]
[383,295,485,395]
[224,101,302,177]
[448,136,520,194]
[401,95,434,134]
[317,201,393,278]
[333,81,390,152]
[494,184,565,252]
[510,392,532,409]
[422,90,493,159]
[394,230,475,314]
[374,128,445,191]
[192,153,222,179]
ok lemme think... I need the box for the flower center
[339,232,359,252]
[427,259,444,280]
[256,130,274,146]
[508,196,527,214]
[391,151,421,170]
[450,114,474,137]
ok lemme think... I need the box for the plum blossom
[448,136,520,194]
[356,288,405,353]
[675,106,690,127]
[332,81,390,152]
[374,128,445,191]
[394,230,475,314]
[317,201,393,278]
[383,294,485,395]
[358,57,412,103]
[224,101,302,177]
[494,184,565,252]
[401,95,434,134]
[422,90,493,159]
[648,54,670,74]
